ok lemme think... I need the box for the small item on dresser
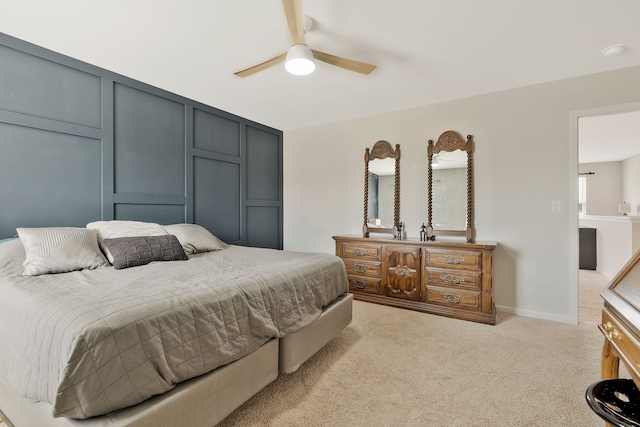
[396,222,404,240]
[420,223,426,241]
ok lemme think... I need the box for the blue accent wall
[0,33,283,249]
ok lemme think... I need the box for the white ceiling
[579,110,640,164]
[1,0,639,135]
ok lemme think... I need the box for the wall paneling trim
[0,33,283,249]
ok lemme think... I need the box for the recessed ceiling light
[602,44,625,56]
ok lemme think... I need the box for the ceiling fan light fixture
[285,44,315,75]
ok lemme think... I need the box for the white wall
[633,217,640,255]
[578,162,622,216]
[623,153,640,215]
[283,65,640,323]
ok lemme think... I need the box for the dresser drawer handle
[352,280,368,289]
[353,264,368,273]
[605,329,622,341]
[396,268,407,277]
[602,321,623,341]
[441,255,465,265]
[352,248,368,256]
[441,274,463,284]
[442,293,461,304]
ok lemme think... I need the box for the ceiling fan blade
[282,0,305,45]
[234,52,288,78]
[311,50,377,75]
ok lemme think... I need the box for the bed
[0,223,352,426]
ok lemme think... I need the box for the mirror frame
[363,140,400,238]
[427,130,474,242]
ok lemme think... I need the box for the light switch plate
[552,201,561,213]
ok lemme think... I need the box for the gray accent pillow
[163,223,228,255]
[86,220,169,264]
[102,235,188,270]
[17,227,109,276]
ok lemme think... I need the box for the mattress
[0,240,348,419]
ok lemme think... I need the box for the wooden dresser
[600,249,640,386]
[333,235,497,325]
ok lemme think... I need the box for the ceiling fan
[234,0,377,78]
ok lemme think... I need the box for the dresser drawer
[343,259,382,277]
[333,235,496,325]
[424,267,481,290]
[424,249,482,270]
[424,286,481,311]
[339,242,382,261]
[348,275,381,294]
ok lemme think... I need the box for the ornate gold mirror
[363,141,400,237]
[427,131,474,242]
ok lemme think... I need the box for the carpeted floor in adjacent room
[579,269,609,324]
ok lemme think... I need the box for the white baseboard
[595,269,614,281]
[496,304,577,325]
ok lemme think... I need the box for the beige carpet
[579,269,609,324]
[218,300,608,426]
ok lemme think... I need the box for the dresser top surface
[332,235,497,249]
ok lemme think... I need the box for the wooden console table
[600,249,640,386]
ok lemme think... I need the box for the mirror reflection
[426,130,474,242]
[432,150,467,231]
[363,140,400,238]
[611,258,640,311]
[368,158,395,228]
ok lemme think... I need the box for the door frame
[570,101,640,323]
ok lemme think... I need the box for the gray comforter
[0,240,347,419]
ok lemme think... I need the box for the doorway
[571,102,640,323]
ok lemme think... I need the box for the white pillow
[163,224,227,255]
[17,227,109,276]
[86,220,169,263]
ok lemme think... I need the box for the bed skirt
[279,293,353,373]
[0,338,279,427]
